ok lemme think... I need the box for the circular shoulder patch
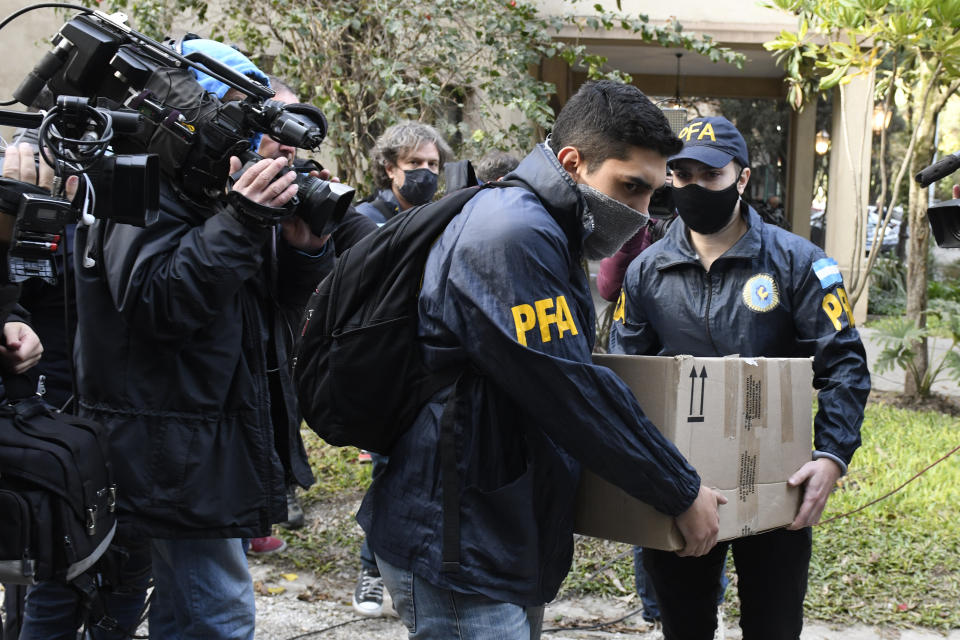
[742,273,780,313]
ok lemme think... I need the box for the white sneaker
[649,620,664,640]
[352,568,385,617]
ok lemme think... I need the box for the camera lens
[294,173,355,237]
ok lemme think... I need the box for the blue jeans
[18,579,149,640]
[360,453,390,573]
[18,536,152,640]
[18,537,253,640]
[377,555,544,639]
[148,538,255,640]
[633,545,730,622]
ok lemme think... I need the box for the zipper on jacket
[703,271,722,356]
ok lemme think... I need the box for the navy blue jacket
[610,205,870,469]
[357,144,700,606]
[354,188,401,225]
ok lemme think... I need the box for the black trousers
[643,527,812,640]
[1,584,26,640]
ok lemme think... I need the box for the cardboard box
[574,354,813,551]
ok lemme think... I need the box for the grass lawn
[805,401,960,628]
[284,398,960,629]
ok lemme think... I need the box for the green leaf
[819,63,850,90]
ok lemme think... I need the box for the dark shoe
[280,486,305,530]
[352,568,384,616]
[246,536,287,555]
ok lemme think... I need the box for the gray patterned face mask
[579,184,649,260]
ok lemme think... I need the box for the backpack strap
[71,571,120,635]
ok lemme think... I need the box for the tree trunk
[903,111,935,398]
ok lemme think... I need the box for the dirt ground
[248,493,960,640]
[867,388,960,417]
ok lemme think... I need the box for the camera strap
[225,190,294,229]
[0,178,49,214]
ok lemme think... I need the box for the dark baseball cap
[668,116,749,168]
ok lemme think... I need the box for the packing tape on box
[723,358,739,439]
[781,361,794,444]
[737,359,764,536]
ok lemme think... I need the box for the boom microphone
[915,151,960,188]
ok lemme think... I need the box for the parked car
[809,205,903,253]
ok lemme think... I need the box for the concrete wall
[0,1,63,141]
[537,0,797,44]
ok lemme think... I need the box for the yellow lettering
[555,295,580,338]
[822,293,843,331]
[535,298,557,343]
[613,290,625,323]
[836,287,855,327]
[511,304,536,346]
[697,122,716,141]
[681,122,702,142]
[513,296,581,346]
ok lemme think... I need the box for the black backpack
[0,396,116,586]
[293,180,526,455]
[293,178,575,572]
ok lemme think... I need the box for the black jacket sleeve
[791,254,870,466]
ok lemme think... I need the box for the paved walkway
[858,326,960,398]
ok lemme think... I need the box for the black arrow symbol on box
[689,366,698,414]
[699,366,708,415]
[688,365,707,423]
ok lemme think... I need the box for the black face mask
[672,174,742,235]
[397,168,439,206]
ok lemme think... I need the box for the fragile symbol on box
[687,365,707,423]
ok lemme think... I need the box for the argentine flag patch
[813,258,843,289]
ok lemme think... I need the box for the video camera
[916,151,960,248]
[1,6,354,280]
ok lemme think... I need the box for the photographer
[2,128,79,411]
[0,144,120,640]
[246,75,377,550]
[0,143,51,350]
[70,41,333,639]
[0,142,42,640]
